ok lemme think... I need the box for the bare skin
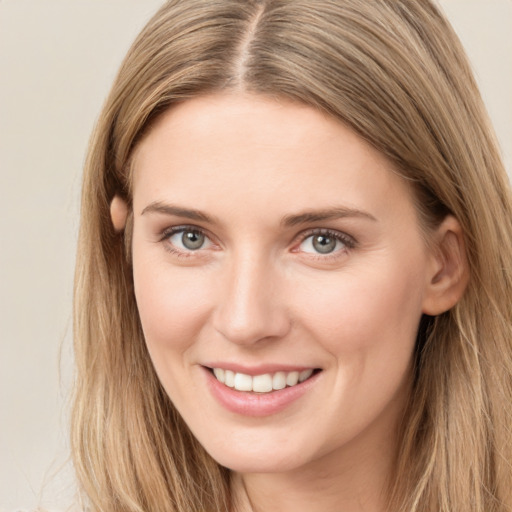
[119,92,467,512]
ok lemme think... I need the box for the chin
[216,452,305,474]
[199,434,317,474]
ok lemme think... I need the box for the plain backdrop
[0,1,511,510]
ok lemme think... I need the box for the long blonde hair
[72,1,512,510]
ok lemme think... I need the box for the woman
[72,1,512,511]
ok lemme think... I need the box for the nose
[212,252,291,346]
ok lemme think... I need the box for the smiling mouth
[208,367,320,393]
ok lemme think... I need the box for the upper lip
[202,362,319,376]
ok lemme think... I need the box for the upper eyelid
[160,224,212,239]
[294,227,356,247]
[159,225,216,258]
[159,225,217,252]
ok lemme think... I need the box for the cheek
[295,257,426,360]
[132,257,213,353]
[289,258,425,438]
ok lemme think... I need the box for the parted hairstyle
[72,1,512,511]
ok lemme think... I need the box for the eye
[298,230,353,255]
[165,227,213,252]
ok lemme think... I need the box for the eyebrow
[281,207,377,227]
[142,201,377,228]
[141,202,215,223]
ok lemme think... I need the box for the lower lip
[203,367,321,417]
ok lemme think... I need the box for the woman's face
[131,93,436,475]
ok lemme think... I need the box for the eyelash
[294,228,356,259]
[159,225,215,259]
[159,225,356,259]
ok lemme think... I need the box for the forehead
[131,92,415,222]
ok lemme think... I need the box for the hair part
[73,1,512,511]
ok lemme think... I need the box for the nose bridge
[213,247,289,345]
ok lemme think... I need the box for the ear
[110,195,128,232]
[422,215,469,316]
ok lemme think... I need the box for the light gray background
[0,1,511,510]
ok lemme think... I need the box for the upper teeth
[212,368,314,393]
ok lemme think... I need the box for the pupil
[312,235,336,254]
[182,231,204,250]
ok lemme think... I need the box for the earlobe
[110,195,129,232]
[422,215,469,316]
